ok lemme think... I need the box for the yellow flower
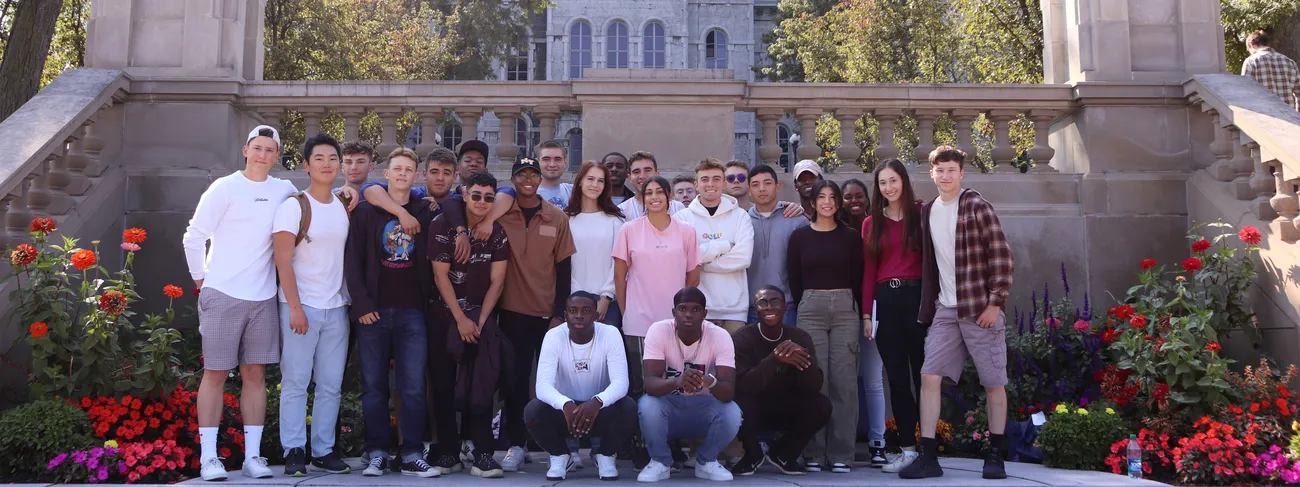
[1077,408,1089,415]
[104,439,119,448]
[277,384,282,391]
[306,415,312,425]
[1055,404,1068,414]
[1293,420,1299,432]
[1106,408,1116,415]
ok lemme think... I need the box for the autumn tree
[0,0,61,121]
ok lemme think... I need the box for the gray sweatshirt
[746,204,810,304]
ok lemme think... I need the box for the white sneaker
[882,451,919,473]
[695,460,733,481]
[501,446,527,472]
[546,454,573,480]
[637,460,672,482]
[831,462,852,473]
[460,440,475,466]
[362,456,387,477]
[805,461,822,472]
[200,458,228,481]
[242,457,273,479]
[596,454,619,480]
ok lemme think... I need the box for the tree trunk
[0,0,64,122]
[1274,10,1300,63]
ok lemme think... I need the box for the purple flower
[118,463,128,474]
[1060,262,1070,296]
[72,450,88,464]
[48,452,68,471]
[87,457,99,470]
[90,447,104,459]
[96,466,109,482]
[1079,397,1090,406]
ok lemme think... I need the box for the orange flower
[70,249,97,270]
[29,217,56,235]
[99,290,129,315]
[29,321,48,338]
[122,227,147,244]
[163,284,183,299]
[10,244,36,267]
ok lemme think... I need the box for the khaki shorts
[197,288,280,371]
[919,305,1007,388]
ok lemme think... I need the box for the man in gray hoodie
[745,164,809,325]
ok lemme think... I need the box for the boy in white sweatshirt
[674,158,755,334]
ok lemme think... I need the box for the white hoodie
[673,193,754,322]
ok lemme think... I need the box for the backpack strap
[293,192,311,246]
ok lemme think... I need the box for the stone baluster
[62,129,93,195]
[951,109,979,161]
[912,109,942,168]
[1249,144,1278,220]
[834,109,863,165]
[1027,110,1058,173]
[43,144,75,215]
[300,107,324,140]
[81,118,107,178]
[873,109,902,163]
[988,110,1019,172]
[494,107,522,165]
[1229,130,1253,200]
[339,108,364,142]
[756,109,784,167]
[4,176,37,244]
[0,194,19,248]
[456,108,484,145]
[259,109,284,133]
[1206,111,1235,181]
[1267,159,1299,242]
[374,107,402,159]
[794,108,822,161]
[415,108,445,156]
[535,106,560,143]
[25,155,56,215]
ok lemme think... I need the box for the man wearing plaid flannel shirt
[900,146,1014,481]
[1242,31,1300,111]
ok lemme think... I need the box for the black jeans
[499,309,550,448]
[736,392,831,460]
[875,283,926,447]
[524,397,638,456]
[426,315,466,457]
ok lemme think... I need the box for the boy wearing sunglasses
[724,160,751,209]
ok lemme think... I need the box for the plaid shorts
[197,288,280,371]
[919,304,1008,388]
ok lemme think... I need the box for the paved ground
[119,452,1164,487]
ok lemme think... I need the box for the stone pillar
[794,109,822,161]
[535,106,561,143]
[1044,0,1224,83]
[88,0,264,80]
[456,108,483,144]
[756,109,784,167]
[494,107,522,166]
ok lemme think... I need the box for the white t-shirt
[538,183,574,208]
[569,212,624,298]
[272,192,350,309]
[930,190,963,307]
[183,171,297,301]
[535,323,629,410]
[618,197,686,220]
[642,319,735,397]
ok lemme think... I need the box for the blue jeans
[747,304,798,327]
[278,303,350,456]
[858,335,886,444]
[638,394,742,467]
[602,297,624,329]
[357,308,427,462]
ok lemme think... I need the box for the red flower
[30,217,56,235]
[70,249,97,270]
[1153,383,1170,401]
[1139,258,1157,270]
[163,284,184,299]
[1205,342,1221,353]
[1130,315,1148,327]
[99,290,129,315]
[1182,257,1203,273]
[1239,226,1262,245]
[29,321,48,338]
[10,244,37,267]
[1250,403,1260,412]
[1192,239,1212,253]
[1112,304,1136,320]
[123,227,147,244]
[1101,328,1120,344]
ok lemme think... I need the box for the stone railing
[1186,74,1300,243]
[0,69,128,248]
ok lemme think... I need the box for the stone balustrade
[1186,74,1300,243]
[0,69,129,249]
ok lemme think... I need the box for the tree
[0,0,62,122]
[423,0,547,80]
[1221,0,1300,71]
[42,0,86,85]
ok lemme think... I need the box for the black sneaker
[631,442,651,472]
[310,451,350,474]
[730,455,762,476]
[470,452,504,478]
[982,451,1007,479]
[284,447,307,477]
[429,453,462,475]
[870,447,888,468]
[764,453,805,476]
[898,451,944,479]
[401,458,440,478]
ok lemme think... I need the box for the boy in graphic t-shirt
[636,287,742,483]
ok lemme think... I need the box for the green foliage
[1038,403,1127,471]
[0,399,95,479]
[40,0,86,86]
[1221,0,1300,71]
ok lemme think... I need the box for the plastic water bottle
[1127,434,1142,479]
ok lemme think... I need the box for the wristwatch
[705,373,718,389]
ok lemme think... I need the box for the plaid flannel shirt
[1242,47,1300,110]
[918,189,1014,323]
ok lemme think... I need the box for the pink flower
[1046,317,1060,328]
[973,432,983,441]
[966,416,975,425]
[1074,320,1090,332]
[120,242,140,252]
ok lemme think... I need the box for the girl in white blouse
[563,160,626,327]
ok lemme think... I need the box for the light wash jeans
[638,394,742,467]
[278,303,350,456]
[859,335,886,446]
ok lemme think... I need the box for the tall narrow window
[441,123,463,150]
[569,21,592,79]
[643,22,666,68]
[515,118,531,158]
[705,29,728,69]
[506,45,528,81]
[606,21,629,68]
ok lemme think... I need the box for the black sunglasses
[725,174,747,184]
[468,193,496,203]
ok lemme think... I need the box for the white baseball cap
[246,125,281,149]
[793,159,823,179]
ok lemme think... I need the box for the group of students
[181,124,1015,483]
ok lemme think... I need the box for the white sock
[199,427,219,462]
[244,425,263,460]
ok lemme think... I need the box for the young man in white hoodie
[674,158,755,334]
